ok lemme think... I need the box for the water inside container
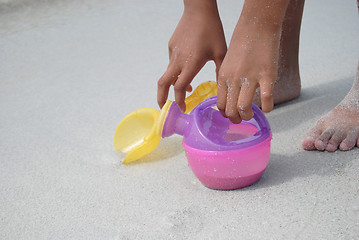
[224,122,258,142]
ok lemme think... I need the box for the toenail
[340,143,350,151]
[326,144,336,152]
[305,136,315,141]
[316,140,326,150]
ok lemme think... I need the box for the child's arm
[217,0,289,123]
[157,0,227,112]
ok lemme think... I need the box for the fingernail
[180,105,186,113]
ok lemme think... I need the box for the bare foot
[302,72,359,151]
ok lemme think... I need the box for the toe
[314,140,327,151]
[302,128,322,151]
[314,128,334,151]
[302,136,316,150]
[340,129,359,151]
[326,129,345,152]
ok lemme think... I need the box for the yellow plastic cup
[114,81,217,164]
[114,108,161,163]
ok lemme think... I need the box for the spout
[161,102,189,138]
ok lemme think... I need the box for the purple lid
[162,96,271,151]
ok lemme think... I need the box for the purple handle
[186,96,271,150]
[163,96,271,151]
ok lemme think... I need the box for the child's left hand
[157,0,227,112]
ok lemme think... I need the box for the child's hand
[217,25,280,123]
[157,0,227,112]
[217,0,289,123]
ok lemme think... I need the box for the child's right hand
[157,0,227,112]
[216,0,289,124]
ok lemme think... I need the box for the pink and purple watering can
[115,82,272,190]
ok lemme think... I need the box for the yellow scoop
[114,81,217,164]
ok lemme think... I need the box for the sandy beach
[1,0,359,239]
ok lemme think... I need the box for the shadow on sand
[122,135,185,165]
[249,149,359,190]
[267,76,354,134]
[246,76,358,190]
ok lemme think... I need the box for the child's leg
[302,64,359,151]
[274,0,304,102]
[254,0,304,106]
[302,2,359,152]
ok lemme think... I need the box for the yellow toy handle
[114,81,218,164]
[184,81,218,113]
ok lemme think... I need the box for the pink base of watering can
[183,135,271,190]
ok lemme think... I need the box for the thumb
[214,56,225,82]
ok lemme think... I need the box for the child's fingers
[237,80,257,121]
[260,79,274,113]
[186,85,193,92]
[225,79,241,124]
[214,55,225,82]
[157,67,181,108]
[174,62,203,112]
[216,77,227,117]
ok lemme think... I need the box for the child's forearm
[239,0,289,32]
[183,0,219,16]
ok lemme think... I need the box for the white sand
[1,0,359,239]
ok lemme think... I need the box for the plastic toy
[166,96,272,190]
[114,81,272,190]
[114,81,217,163]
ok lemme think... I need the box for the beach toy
[114,81,217,163]
[160,96,272,190]
[115,82,272,190]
